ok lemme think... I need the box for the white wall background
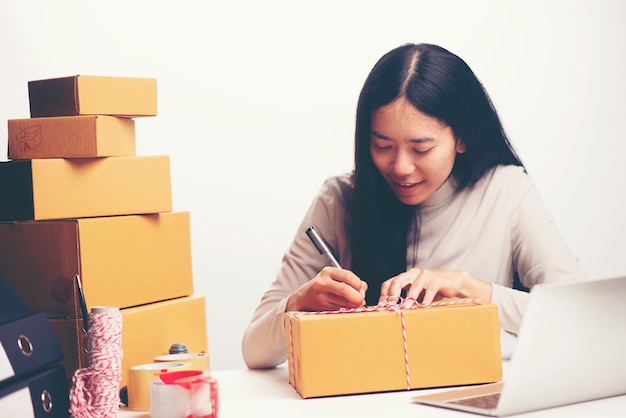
[1,0,624,371]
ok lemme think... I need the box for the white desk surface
[117,361,625,417]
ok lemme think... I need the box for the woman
[242,43,586,369]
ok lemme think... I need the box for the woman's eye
[413,147,433,155]
[373,142,392,150]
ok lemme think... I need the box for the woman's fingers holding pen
[319,267,367,308]
[287,267,367,312]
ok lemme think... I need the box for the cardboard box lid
[28,75,157,118]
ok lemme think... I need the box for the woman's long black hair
[347,43,523,304]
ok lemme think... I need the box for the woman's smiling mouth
[390,179,425,201]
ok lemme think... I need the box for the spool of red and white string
[69,306,123,418]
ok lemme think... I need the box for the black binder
[0,277,69,417]
[0,312,64,387]
[0,364,69,418]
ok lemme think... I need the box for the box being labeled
[50,294,209,389]
[285,299,502,398]
[8,115,135,160]
[0,155,171,221]
[28,75,157,118]
[0,211,193,316]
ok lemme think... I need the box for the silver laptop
[412,276,626,416]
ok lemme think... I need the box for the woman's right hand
[286,267,367,312]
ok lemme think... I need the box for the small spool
[169,343,188,354]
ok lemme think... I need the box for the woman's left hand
[379,268,492,308]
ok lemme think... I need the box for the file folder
[0,312,64,386]
[0,364,69,418]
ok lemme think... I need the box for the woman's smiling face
[370,97,466,205]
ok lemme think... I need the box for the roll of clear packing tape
[127,361,192,411]
[154,352,210,371]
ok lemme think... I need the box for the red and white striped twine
[69,309,123,418]
[287,297,481,391]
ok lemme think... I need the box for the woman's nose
[391,151,415,176]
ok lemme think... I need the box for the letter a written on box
[16,125,43,151]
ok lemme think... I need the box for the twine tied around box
[287,298,482,391]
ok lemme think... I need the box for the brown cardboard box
[0,211,193,316]
[50,294,209,388]
[28,75,157,118]
[0,155,172,221]
[285,299,502,398]
[8,115,135,159]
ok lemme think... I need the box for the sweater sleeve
[491,168,587,334]
[241,176,350,369]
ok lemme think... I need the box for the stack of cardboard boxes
[0,75,209,391]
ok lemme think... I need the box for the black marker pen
[306,226,342,268]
